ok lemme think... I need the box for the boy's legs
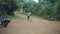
[27,16,29,21]
[27,16,32,22]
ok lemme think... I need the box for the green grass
[9,16,17,20]
[6,15,20,20]
[32,15,59,21]
[18,13,59,21]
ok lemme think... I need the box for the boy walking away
[26,11,32,21]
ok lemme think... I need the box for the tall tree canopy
[22,0,60,21]
[0,0,60,21]
[0,0,20,16]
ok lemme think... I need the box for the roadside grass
[7,15,20,20]
[23,13,59,21]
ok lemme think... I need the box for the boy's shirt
[27,12,31,16]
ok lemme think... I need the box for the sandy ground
[0,14,60,34]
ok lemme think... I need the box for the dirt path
[0,14,60,34]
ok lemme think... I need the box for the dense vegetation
[0,0,60,21]
[23,0,60,21]
[0,0,20,16]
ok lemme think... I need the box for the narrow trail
[0,14,60,34]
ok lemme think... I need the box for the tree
[0,0,20,16]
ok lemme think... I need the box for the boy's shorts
[27,16,29,19]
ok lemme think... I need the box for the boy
[26,11,31,21]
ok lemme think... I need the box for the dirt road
[0,15,60,34]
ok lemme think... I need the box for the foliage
[0,0,20,16]
[0,0,60,21]
[23,0,60,21]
